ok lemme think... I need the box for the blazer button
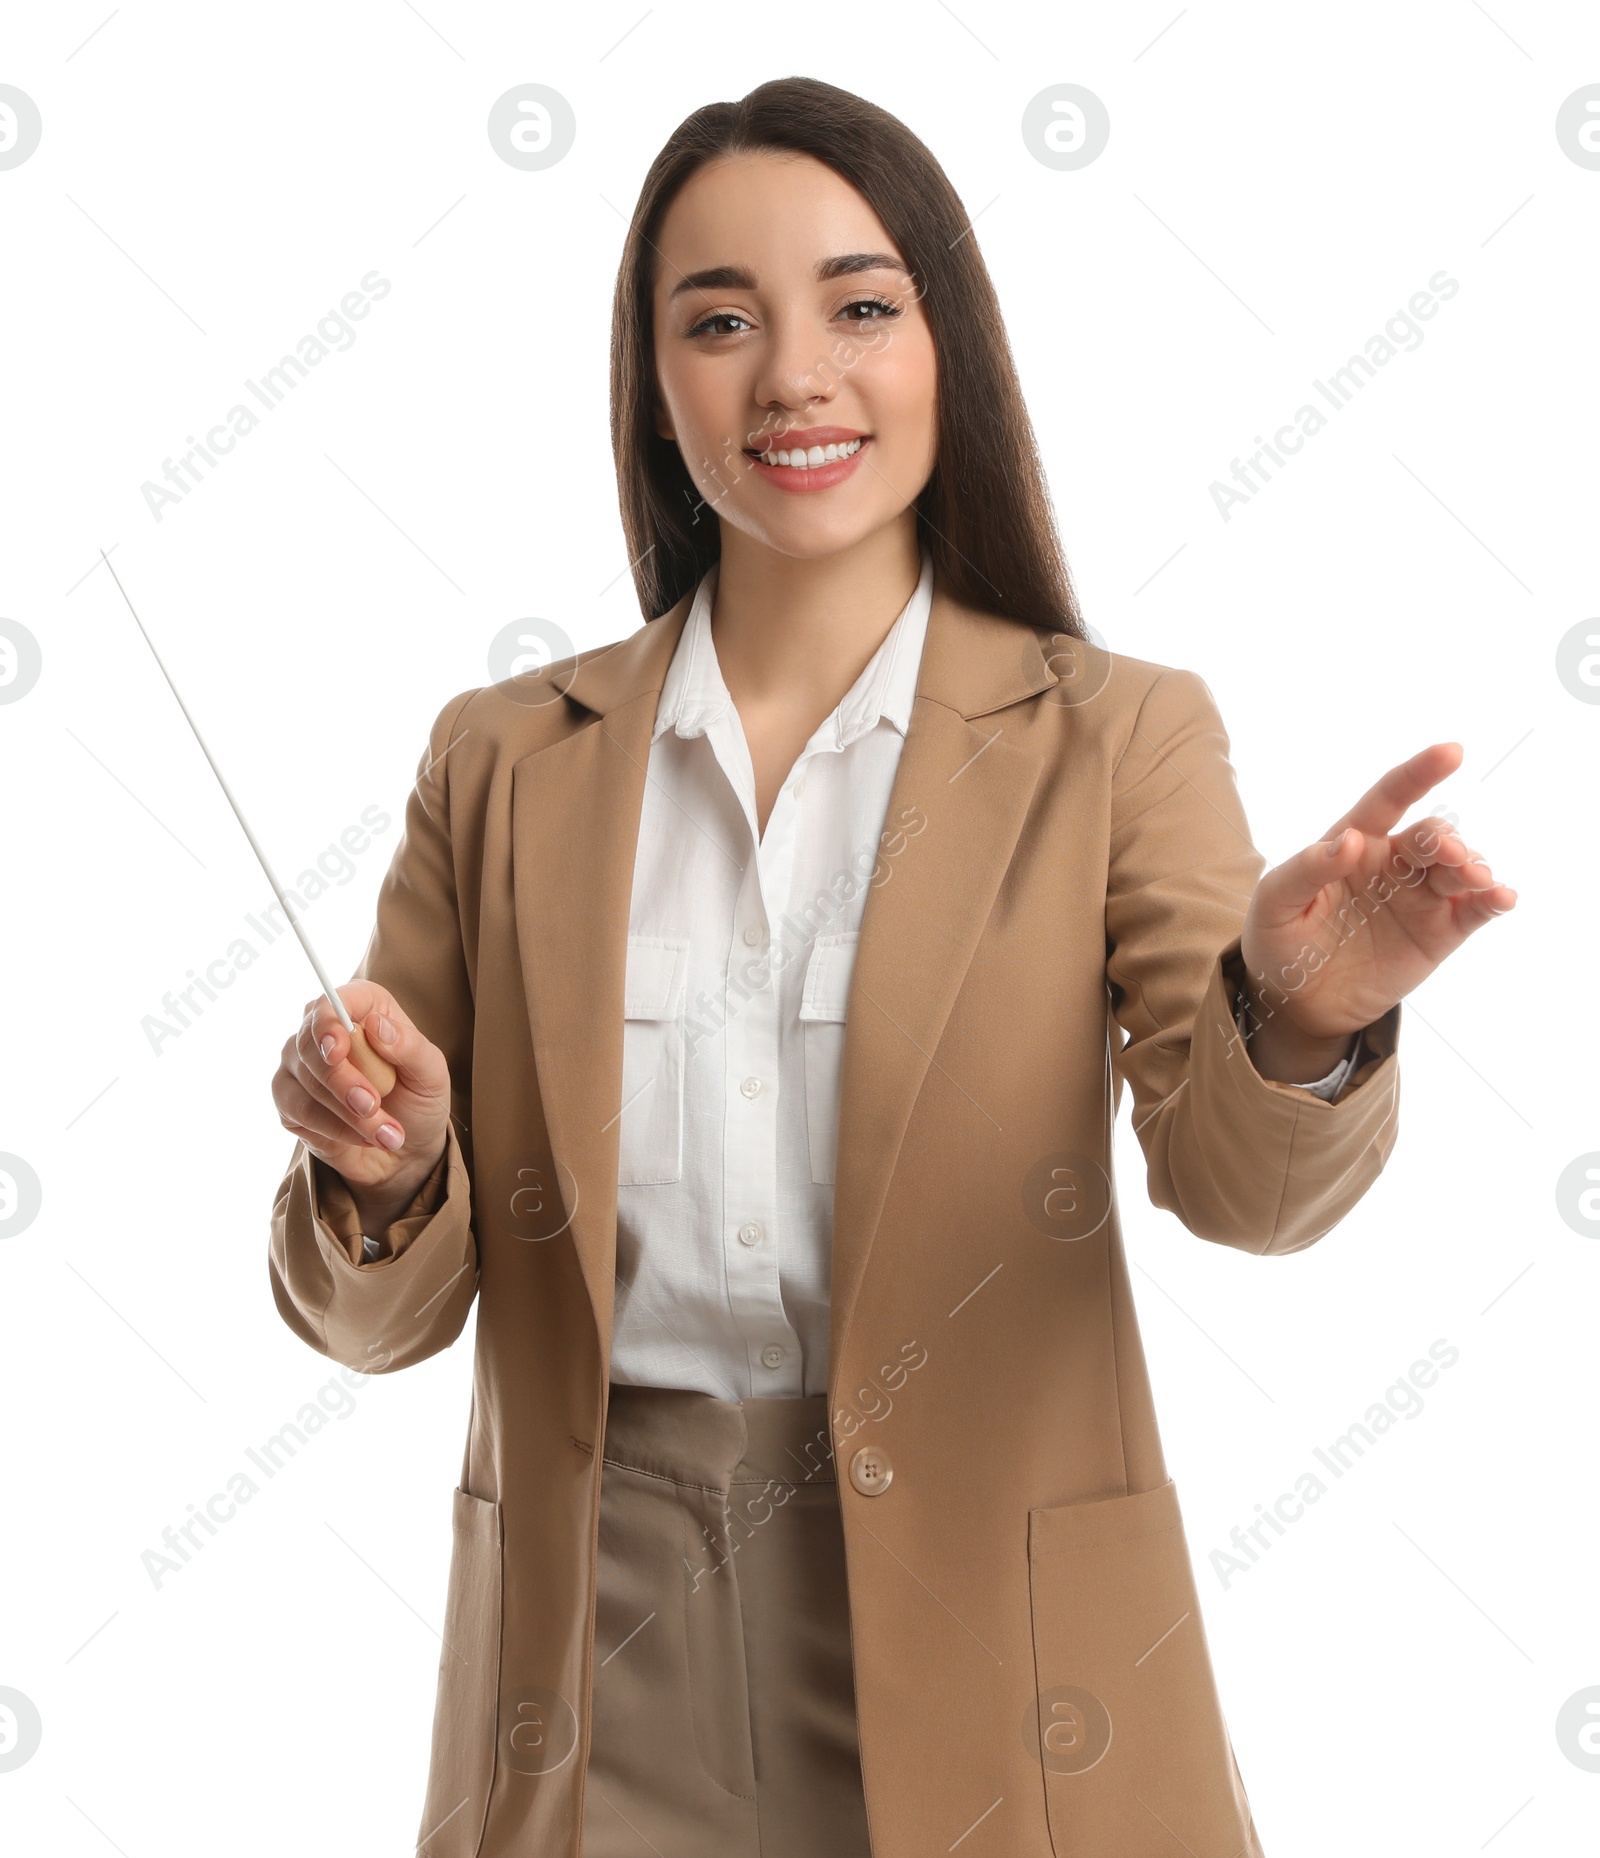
[849,1445,893,1496]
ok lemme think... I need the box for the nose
[749,311,839,440]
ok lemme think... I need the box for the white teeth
[758,437,864,468]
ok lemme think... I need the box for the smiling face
[650,151,939,563]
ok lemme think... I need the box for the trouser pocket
[679,1482,761,1798]
[588,1459,758,1811]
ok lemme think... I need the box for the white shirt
[608,551,936,1401]
[364,553,1360,1364]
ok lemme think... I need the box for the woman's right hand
[272,981,451,1204]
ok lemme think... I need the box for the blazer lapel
[507,574,1062,1382]
[827,591,1059,1382]
[508,594,692,1361]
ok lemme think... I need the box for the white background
[0,3,1593,1853]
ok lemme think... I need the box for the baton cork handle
[347,1023,398,1100]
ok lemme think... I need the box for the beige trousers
[581,1383,873,1857]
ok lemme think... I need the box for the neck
[708,517,923,717]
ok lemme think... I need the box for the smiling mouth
[744,436,869,470]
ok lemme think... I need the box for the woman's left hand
[1239,742,1517,1047]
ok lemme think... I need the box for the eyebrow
[667,252,909,302]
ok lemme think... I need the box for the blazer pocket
[619,936,688,1186]
[798,932,859,1185]
[416,1487,503,1858]
[1025,1479,1257,1858]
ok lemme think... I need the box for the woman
[268,77,1513,1858]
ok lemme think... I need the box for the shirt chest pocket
[798,932,859,1186]
[619,936,689,1186]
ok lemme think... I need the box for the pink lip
[744,433,871,495]
[753,425,868,449]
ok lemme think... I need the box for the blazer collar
[561,561,1063,723]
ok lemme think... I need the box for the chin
[740,509,904,564]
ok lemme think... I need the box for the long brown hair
[610,75,1086,639]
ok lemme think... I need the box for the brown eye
[840,296,901,322]
[687,310,754,337]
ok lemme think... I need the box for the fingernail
[1325,834,1345,854]
[375,1123,405,1150]
[319,1035,336,1061]
[376,1013,397,1045]
[348,1086,376,1116]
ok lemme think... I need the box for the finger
[303,983,401,1088]
[300,989,409,1149]
[294,1009,377,1124]
[305,980,386,1067]
[1387,817,1493,893]
[272,1067,386,1151]
[1324,742,1463,841]
[311,983,431,1093]
[1451,883,1518,933]
[1421,862,1493,899]
[1421,845,1501,898]
[288,1033,388,1129]
[1254,826,1366,921]
[289,1015,357,1118]
[276,1082,382,1153]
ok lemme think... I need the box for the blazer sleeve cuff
[1169,940,1402,1252]
[313,1140,454,1269]
[1219,936,1390,1107]
[270,1118,477,1370]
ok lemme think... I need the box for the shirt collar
[652,547,934,749]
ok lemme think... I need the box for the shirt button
[738,1222,763,1247]
[740,1076,762,1099]
[761,1345,785,1369]
[849,1445,894,1496]
[742,924,762,945]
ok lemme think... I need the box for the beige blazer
[269,575,1400,1858]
